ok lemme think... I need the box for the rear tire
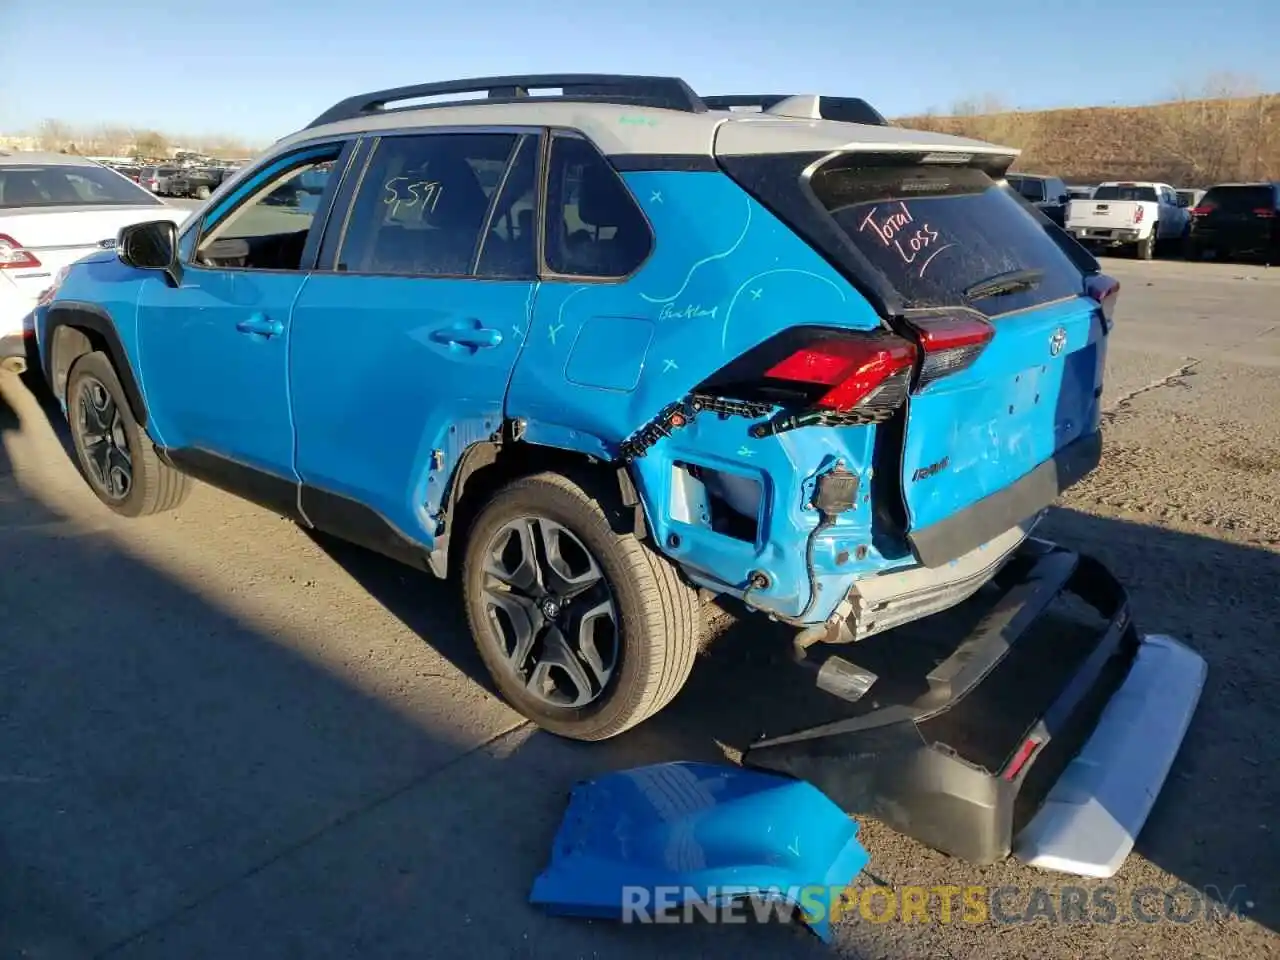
[462,470,701,741]
[1137,229,1157,260]
[66,351,190,518]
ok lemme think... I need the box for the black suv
[1005,173,1072,227]
[1187,182,1280,263]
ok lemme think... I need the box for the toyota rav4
[34,75,1205,875]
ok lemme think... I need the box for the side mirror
[118,220,182,287]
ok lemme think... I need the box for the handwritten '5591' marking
[383,178,443,218]
[859,201,946,272]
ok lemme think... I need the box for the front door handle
[431,324,503,349]
[236,313,284,338]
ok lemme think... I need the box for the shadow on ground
[0,378,830,960]
[4,373,1275,959]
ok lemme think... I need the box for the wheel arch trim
[44,301,148,427]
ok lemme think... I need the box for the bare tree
[131,129,169,159]
[1151,74,1273,184]
[37,118,72,151]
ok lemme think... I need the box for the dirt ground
[0,256,1276,959]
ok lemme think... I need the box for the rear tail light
[1132,206,1145,224]
[904,313,994,389]
[762,334,917,416]
[1086,273,1121,332]
[0,234,41,270]
[1190,205,1213,217]
[699,327,918,436]
[1254,208,1276,219]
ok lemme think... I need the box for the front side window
[543,134,652,278]
[337,132,517,277]
[0,163,162,208]
[194,147,341,270]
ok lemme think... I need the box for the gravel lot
[1,256,1276,959]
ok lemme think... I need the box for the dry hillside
[897,94,1280,186]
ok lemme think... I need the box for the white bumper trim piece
[1013,633,1207,878]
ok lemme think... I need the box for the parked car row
[1010,173,1278,263]
[99,159,242,200]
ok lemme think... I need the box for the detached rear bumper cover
[1014,633,1206,877]
[744,539,1207,877]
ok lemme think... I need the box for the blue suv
[36,75,1213,873]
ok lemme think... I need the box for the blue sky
[4,0,1277,144]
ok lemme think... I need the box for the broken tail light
[1085,273,1121,332]
[699,327,917,436]
[0,234,41,270]
[904,313,994,390]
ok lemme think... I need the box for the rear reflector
[765,335,917,412]
[905,313,994,389]
[1004,736,1043,781]
[0,234,41,270]
[1086,273,1121,332]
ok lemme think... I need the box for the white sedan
[0,152,191,373]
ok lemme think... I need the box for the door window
[474,134,539,279]
[336,132,518,277]
[543,134,652,278]
[194,147,342,270]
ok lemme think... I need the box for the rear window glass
[810,161,1084,313]
[0,164,161,208]
[1200,185,1276,213]
[1092,184,1159,203]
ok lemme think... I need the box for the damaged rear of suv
[38,76,1203,874]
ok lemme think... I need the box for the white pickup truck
[1065,181,1191,259]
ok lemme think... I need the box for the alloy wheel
[480,517,618,709]
[74,376,132,501]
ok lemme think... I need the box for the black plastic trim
[742,539,1140,865]
[162,447,304,522]
[307,74,707,128]
[608,154,719,173]
[300,486,437,574]
[43,302,148,425]
[909,430,1103,568]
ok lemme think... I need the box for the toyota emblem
[1049,327,1067,357]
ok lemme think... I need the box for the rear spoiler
[702,94,888,127]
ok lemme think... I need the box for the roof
[0,151,106,167]
[272,73,1017,166]
[276,100,1014,164]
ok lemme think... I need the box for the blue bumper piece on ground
[529,761,869,942]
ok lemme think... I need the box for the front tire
[462,471,701,741]
[66,351,190,518]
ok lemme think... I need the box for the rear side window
[809,160,1084,313]
[1093,184,1159,203]
[0,164,161,208]
[337,132,517,277]
[544,134,652,278]
[1200,185,1276,213]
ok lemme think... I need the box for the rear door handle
[431,324,503,349]
[236,313,284,338]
